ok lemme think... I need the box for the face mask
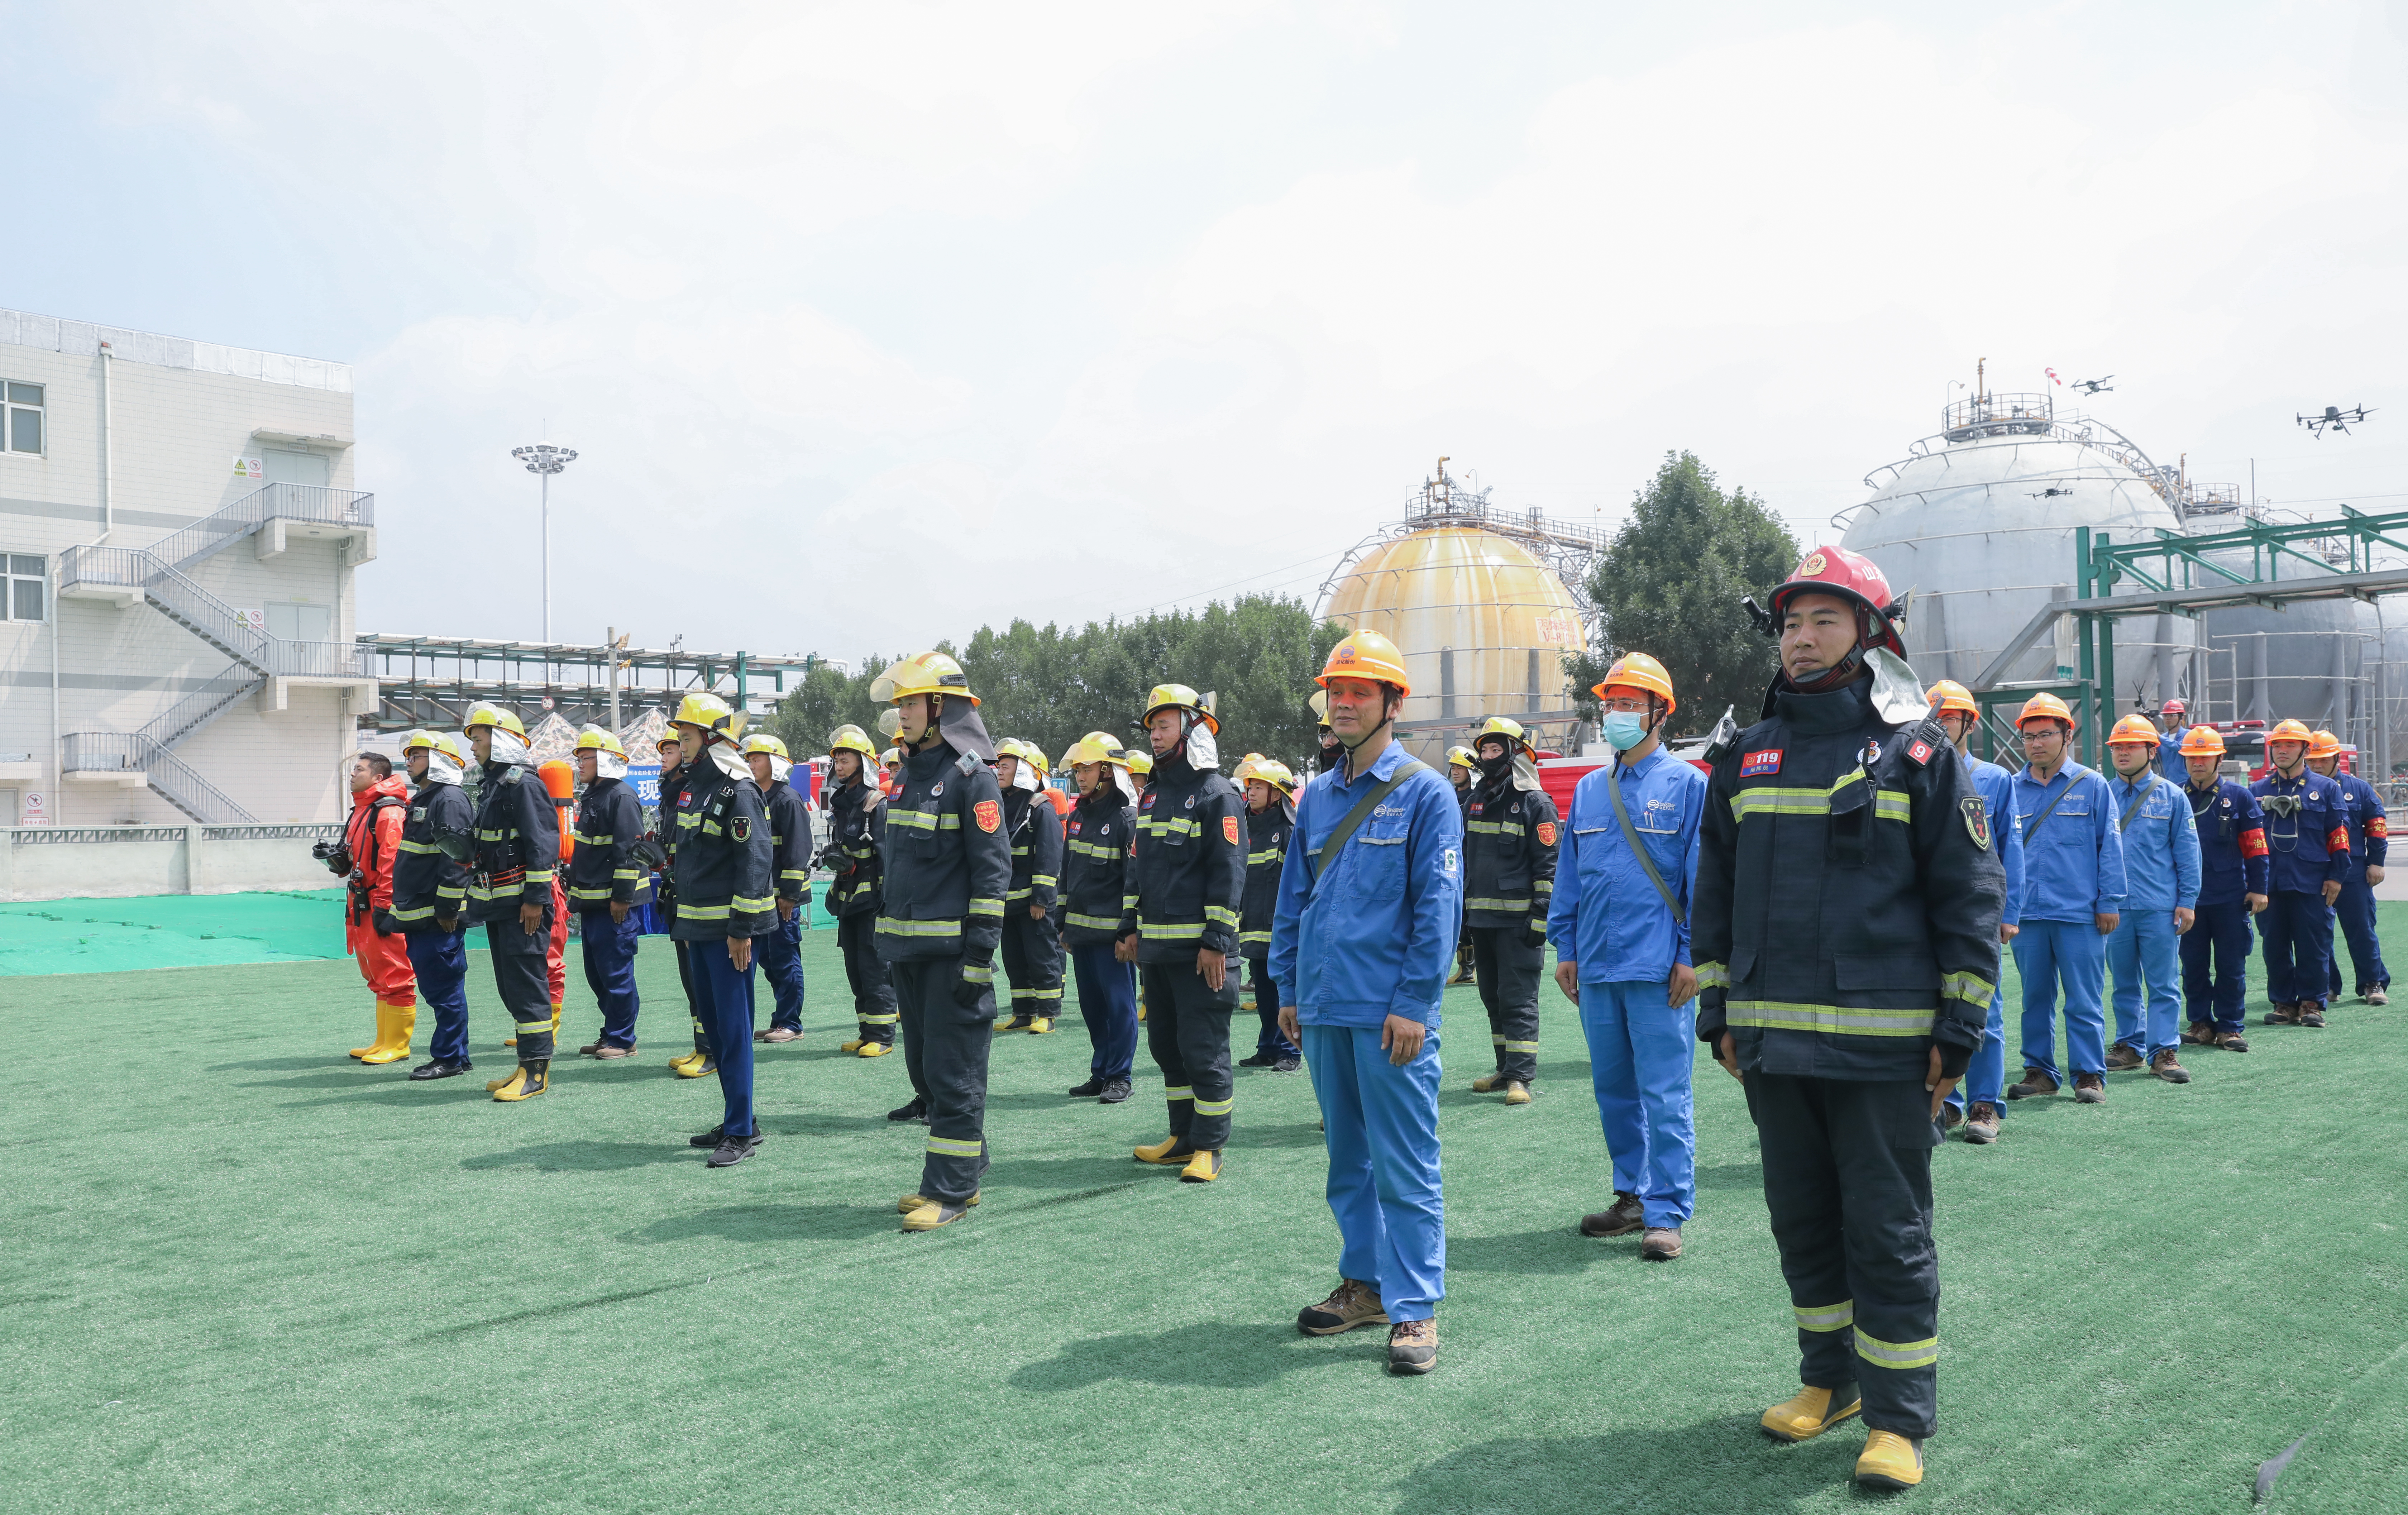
[1478,752,1512,781]
[1602,712,1652,752]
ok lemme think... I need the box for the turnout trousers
[999,911,1064,1022]
[578,908,642,1050]
[406,926,470,1064]
[759,912,807,1032]
[2014,919,2107,1081]
[1070,943,1138,1079]
[1302,1023,1444,1322]
[348,916,417,1006]
[1141,960,1237,1151]
[2182,900,2254,1034]
[837,911,897,1043]
[1576,980,1697,1228]
[893,955,994,1204]
[2327,880,2389,997]
[1245,953,1298,1059]
[688,938,758,1139]
[1744,1072,1939,1441]
[674,940,712,1060]
[2108,909,2183,1059]
[1470,926,1543,1083]
[2259,889,2332,1007]
[486,907,556,1062]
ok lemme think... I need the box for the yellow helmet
[1309,689,1330,726]
[671,690,746,741]
[870,650,979,707]
[994,736,1038,769]
[463,702,526,740]
[1062,731,1130,770]
[401,728,466,764]
[1141,683,1219,734]
[876,707,903,738]
[740,733,789,759]
[1445,745,1477,771]
[1471,716,1533,756]
[1244,759,1298,796]
[1123,749,1155,779]
[880,746,905,768]
[828,724,877,761]
[1231,751,1269,787]
[573,727,627,759]
[655,727,684,754]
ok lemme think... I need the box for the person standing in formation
[2175,725,2266,1053]
[994,737,1066,1035]
[1234,756,1302,1073]
[2252,719,2350,1029]
[2308,729,2389,1007]
[2006,693,2125,1107]
[463,703,562,1103]
[2102,715,2200,1085]
[567,727,646,1060]
[1462,716,1558,1108]
[823,725,898,1057]
[1060,732,1141,1102]
[337,750,417,1065]
[1924,682,2024,1145]
[742,733,812,1046]
[393,731,476,1082]
[665,693,775,1167]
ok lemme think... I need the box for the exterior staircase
[57,483,377,823]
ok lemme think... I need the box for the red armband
[2370,816,2389,839]
[2239,827,2269,859]
[2328,826,2351,853]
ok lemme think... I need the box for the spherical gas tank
[1841,400,2184,688]
[1322,526,1588,761]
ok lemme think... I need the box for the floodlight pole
[512,441,579,643]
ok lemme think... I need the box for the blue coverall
[1944,750,2024,1122]
[2012,760,2126,1083]
[2325,769,2390,998]
[1546,745,1707,1230]
[1271,742,1461,1324]
[2251,767,2350,1010]
[2106,769,2202,1060]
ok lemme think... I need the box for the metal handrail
[58,542,367,678]
[61,731,255,823]
[139,669,265,750]
[150,482,376,573]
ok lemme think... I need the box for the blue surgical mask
[1602,711,1651,751]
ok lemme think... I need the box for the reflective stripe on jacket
[877,741,1012,963]
[670,759,774,940]
[466,762,560,924]
[567,776,645,908]
[1463,775,1559,936]
[1061,792,1135,947]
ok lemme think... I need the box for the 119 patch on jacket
[1740,749,1782,777]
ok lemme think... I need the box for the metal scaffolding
[355,634,818,734]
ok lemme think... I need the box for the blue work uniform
[2155,728,2186,781]
[2183,778,2268,1035]
[1547,745,1706,1230]
[2251,768,2350,1011]
[1271,743,1461,1324]
[1945,751,2024,1123]
[2011,761,2127,1084]
[2325,770,2390,998]
[2106,769,2202,1061]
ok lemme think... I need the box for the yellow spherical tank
[1322,526,1588,759]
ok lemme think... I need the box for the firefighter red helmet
[1767,546,1906,657]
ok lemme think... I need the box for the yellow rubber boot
[840,1033,866,1053]
[1029,1017,1054,1034]
[1134,1136,1193,1165]
[1760,1383,1862,1442]
[350,1002,386,1060]
[360,1002,417,1065]
[857,1042,889,1058]
[1502,1080,1532,1106]
[668,1051,701,1076]
[1854,1429,1924,1489]
[897,1190,981,1213]
[1179,1149,1224,1183]
[492,1062,549,1102]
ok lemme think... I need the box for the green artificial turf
[3,908,2404,1514]
[0,889,355,975]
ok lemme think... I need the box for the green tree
[769,655,893,758]
[1569,451,1798,739]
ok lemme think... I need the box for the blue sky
[10,1,2407,661]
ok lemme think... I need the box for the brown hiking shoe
[2073,1073,2106,1104]
[2214,1030,2251,1053]
[2006,1067,2058,1100]
[1639,1227,1683,1261]
[1580,1192,1644,1237]
[2265,1002,2302,1026]
[2180,1021,2217,1046]
[2104,1043,2145,1071]
[2150,1049,2191,1084]
[1387,1317,1437,1375]
[1963,1102,2002,1144]
[1298,1279,1388,1337]
[2299,1003,2327,1028]
[2370,985,2389,1006]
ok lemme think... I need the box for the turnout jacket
[876,739,1012,964]
[1691,677,2005,1080]
[650,759,683,913]
[2251,768,2350,894]
[392,777,473,929]
[762,778,814,908]
[2187,777,2269,907]
[1238,802,1292,959]
[670,751,774,941]
[822,773,885,917]
[567,775,646,909]
[1061,789,1136,948]
[1003,788,1062,913]
[466,759,560,926]
[1462,771,1559,937]
[1119,751,1246,964]
[2333,769,2389,882]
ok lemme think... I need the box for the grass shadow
[278,1081,501,1108]
[1244,1120,1331,1150]
[1008,1320,1358,1391]
[462,1141,694,1173]
[983,1153,1160,1191]
[626,1203,900,1244]
[206,1056,338,1073]
[1392,1417,1836,1513]
[1445,1227,1624,1275]
[764,1112,902,1136]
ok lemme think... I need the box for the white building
[0,307,376,830]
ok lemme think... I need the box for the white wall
[0,825,341,901]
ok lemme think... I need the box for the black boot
[888,1096,930,1124]
[408,1056,473,1081]
[1067,1076,1107,1096]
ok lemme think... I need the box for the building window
[4,382,42,455]
[5,555,44,621]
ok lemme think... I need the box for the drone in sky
[2073,376,2113,396]
[2298,405,2374,440]
[2027,487,2077,499]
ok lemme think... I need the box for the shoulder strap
[2116,773,2158,832]
[1304,760,1428,895]
[2023,771,2079,840]
[1603,763,1685,926]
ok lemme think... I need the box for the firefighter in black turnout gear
[653,730,716,1080]
[872,652,1014,1232]
[669,692,777,1167]
[822,724,898,1055]
[994,737,1065,1033]
[462,703,563,1103]
[1691,546,2005,1493]
[1462,717,1559,1101]
[741,733,813,1043]
[567,727,647,1058]
[1119,684,1247,1184]
[394,730,477,1081]
[1234,756,1300,1070]
[1310,689,1343,775]
[1060,732,1141,1099]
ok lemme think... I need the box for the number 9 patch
[1223,816,1239,845]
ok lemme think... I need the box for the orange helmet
[1593,651,1677,717]
[2307,728,2344,760]
[2266,719,2313,747]
[2107,714,2160,747]
[1318,629,1412,697]
[2178,726,2226,758]
[1926,680,1978,718]
[2017,692,2075,730]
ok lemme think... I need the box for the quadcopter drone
[2298,405,2373,440]
[2073,376,2113,396]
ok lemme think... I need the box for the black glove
[373,909,398,937]
[953,955,994,1009]
[1937,1041,1972,1080]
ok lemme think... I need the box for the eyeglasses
[1600,698,1653,714]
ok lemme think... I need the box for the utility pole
[607,625,621,731]
[511,441,578,642]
